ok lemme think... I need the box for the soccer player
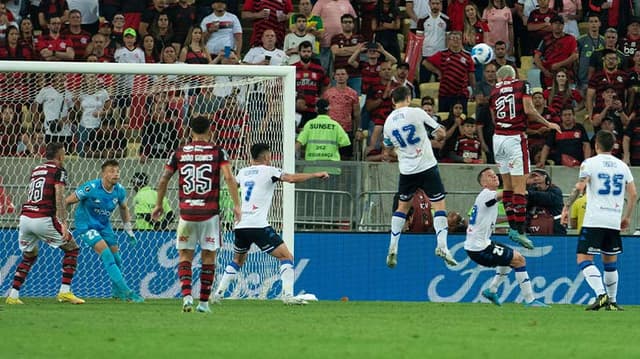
[490,65,560,249]
[6,143,84,305]
[383,85,457,268]
[561,130,637,311]
[212,143,329,305]
[65,159,143,303]
[466,167,549,307]
[152,116,241,313]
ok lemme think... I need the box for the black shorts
[234,227,284,254]
[576,227,623,255]
[466,241,514,267]
[398,166,446,202]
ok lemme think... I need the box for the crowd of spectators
[0,0,640,168]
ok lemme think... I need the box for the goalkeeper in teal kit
[65,160,143,302]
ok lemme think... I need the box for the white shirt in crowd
[67,0,99,24]
[283,32,316,65]
[422,12,448,57]
[235,165,283,229]
[34,86,74,136]
[79,89,109,129]
[243,46,288,66]
[464,188,498,252]
[200,11,243,55]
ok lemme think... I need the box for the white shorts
[493,133,530,176]
[18,215,69,252]
[176,215,221,252]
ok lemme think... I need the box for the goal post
[0,61,297,299]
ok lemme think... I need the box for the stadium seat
[127,142,141,158]
[466,101,477,117]
[518,67,527,80]
[578,22,588,36]
[410,98,422,107]
[420,82,440,99]
[438,112,449,120]
[520,56,533,74]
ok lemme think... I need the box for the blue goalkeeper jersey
[74,179,127,232]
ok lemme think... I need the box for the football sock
[579,260,606,296]
[178,260,192,298]
[604,262,618,303]
[502,190,515,229]
[514,266,535,303]
[215,261,240,296]
[11,254,37,296]
[60,248,78,293]
[280,260,295,297]
[489,266,511,293]
[433,210,448,249]
[512,194,527,234]
[113,251,123,269]
[100,250,129,293]
[199,264,215,302]
[389,211,407,252]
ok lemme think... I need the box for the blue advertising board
[2,230,639,304]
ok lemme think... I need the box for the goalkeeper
[65,160,144,302]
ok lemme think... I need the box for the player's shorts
[176,215,221,252]
[18,215,70,252]
[466,241,514,267]
[576,227,622,255]
[76,227,117,248]
[234,227,284,254]
[493,133,530,176]
[398,166,446,202]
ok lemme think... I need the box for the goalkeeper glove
[123,222,137,246]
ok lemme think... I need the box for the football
[471,43,495,65]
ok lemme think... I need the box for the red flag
[404,32,424,83]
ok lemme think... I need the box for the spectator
[201,0,242,56]
[446,117,484,164]
[592,117,623,158]
[296,98,351,164]
[421,97,445,154]
[139,93,180,162]
[620,17,640,59]
[588,27,626,79]
[61,9,91,60]
[537,107,591,167]
[142,34,159,63]
[586,49,628,127]
[85,118,127,158]
[446,0,469,32]
[627,49,640,113]
[482,0,513,49]
[76,74,111,157]
[364,60,398,156]
[122,1,146,32]
[323,67,362,160]
[474,62,497,163]
[110,13,126,48]
[372,0,401,63]
[462,3,489,51]
[149,13,178,54]
[294,40,330,128]
[419,0,448,83]
[243,29,287,66]
[553,0,582,39]
[526,169,566,235]
[36,16,74,61]
[211,94,250,160]
[623,113,640,165]
[0,25,33,60]
[422,31,475,113]
[285,13,316,65]
[139,0,173,38]
[543,69,583,116]
[86,33,114,62]
[527,87,556,164]
[18,17,36,52]
[24,1,42,32]
[349,41,397,96]
[3,0,22,25]
[31,73,74,153]
[114,28,144,125]
[179,26,212,64]
[533,15,578,88]
[131,172,175,231]
[358,0,378,40]
[526,0,556,56]
[0,3,18,44]
[490,41,518,72]
[289,0,324,52]
[169,0,197,49]
[38,0,68,29]
[67,0,99,34]
[405,0,431,33]
[331,14,366,94]
[114,27,144,63]
[577,15,603,91]
[0,104,22,156]
[160,45,179,64]
[392,189,434,233]
[311,0,358,74]
[587,0,625,32]
[393,62,416,98]
[592,86,629,135]
[242,0,293,48]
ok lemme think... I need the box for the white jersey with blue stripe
[235,165,283,229]
[464,188,498,251]
[383,106,441,175]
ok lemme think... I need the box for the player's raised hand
[151,205,164,221]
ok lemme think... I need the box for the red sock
[61,248,78,286]
[503,190,515,227]
[12,254,37,291]
[513,193,528,234]
[178,261,192,297]
[199,264,215,302]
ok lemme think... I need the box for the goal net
[0,61,296,300]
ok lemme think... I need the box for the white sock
[59,284,70,293]
[280,260,295,297]
[433,214,448,249]
[489,266,511,293]
[198,301,209,309]
[582,264,606,296]
[389,213,406,253]
[515,268,535,303]
[604,270,619,303]
[215,263,239,296]
[9,288,19,299]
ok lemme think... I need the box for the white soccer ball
[471,43,495,65]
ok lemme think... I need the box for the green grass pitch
[2,299,639,359]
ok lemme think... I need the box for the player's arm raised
[221,163,241,223]
[281,171,330,183]
[523,95,561,133]
[152,169,174,220]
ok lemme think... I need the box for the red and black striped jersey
[331,33,365,77]
[21,161,67,218]
[0,45,34,60]
[360,60,381,94]
[295,61,330,113]
[165,141,229,221]
[454,135,482,160]
[624,121,640,165]
[426,49,475,97]
[61,28,92,60]
[367,79,399,125]
[184,47,209,64]
[242,0,294,47]
[588,69,628,113]
[543,88,583,116]
[212,108,250,160]
[490,78,531,135]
